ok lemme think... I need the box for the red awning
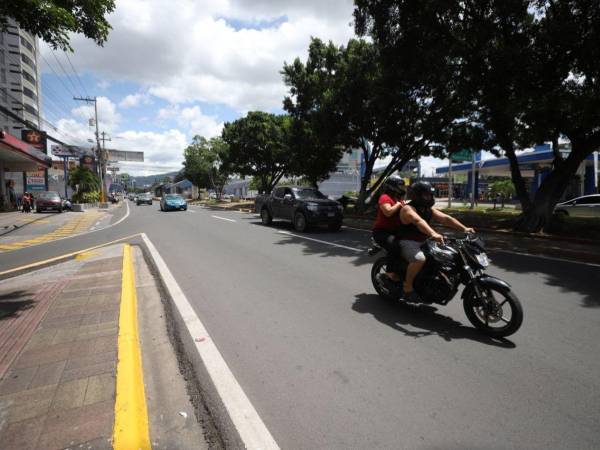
[0,130,52,169]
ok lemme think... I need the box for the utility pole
[448,158,453,208]
[74,96,106,202]
[100,131,112,195]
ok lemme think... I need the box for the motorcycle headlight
[476,253,490,268]
[306,203,319,212]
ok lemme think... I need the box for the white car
[554,194,600,218]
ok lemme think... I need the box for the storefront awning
[0,130,52,171]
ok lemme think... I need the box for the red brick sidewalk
[0,245,123,449]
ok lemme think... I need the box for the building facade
[0,18,42,135]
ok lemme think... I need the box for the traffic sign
[451,149,473,162]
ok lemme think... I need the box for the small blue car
[160,193,188,211]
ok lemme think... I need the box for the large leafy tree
[354,0,600,232]
[284,36,458,209]
[183,136,230,197]
[1,0,116,50]
[221,112,291,194]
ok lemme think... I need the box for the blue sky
[38,0,446,177]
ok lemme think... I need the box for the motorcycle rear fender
[462,275,511,301]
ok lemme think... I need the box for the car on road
[35,191,63,213]
[160,193,188,211]
[136,192,153,206]
[255,186,344,232]
[554,194,600,218]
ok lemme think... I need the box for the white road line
[211,215,236,223]
[188,209,196,213]
[140,233,279,450]
[342,225,370,232]
[276,230,363,252]
[492,249,600,268]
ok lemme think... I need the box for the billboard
[80,155,97,172]
[51,144,88,158]
[107,149,144,162]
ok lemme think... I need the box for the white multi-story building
[0,18,42,135]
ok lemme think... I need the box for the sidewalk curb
[139,234,279,450]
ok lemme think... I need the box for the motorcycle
[369,233,523,338]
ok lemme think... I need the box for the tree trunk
[504,145,533,211]
[515,142,589,232]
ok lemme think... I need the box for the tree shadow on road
[0,290,35,320]
[352,293,516,348]
[489,251,599,308]
[249,219,374,267]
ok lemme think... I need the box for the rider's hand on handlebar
[464,227,476,234]
[430,232,445,244]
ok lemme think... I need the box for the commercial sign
[51,144,88,158]
[26,170,46,191]
[80,155,96,172]
[21,130,47,154]
[107,149,144,162]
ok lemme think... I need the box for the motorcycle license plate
[327,212,335,217]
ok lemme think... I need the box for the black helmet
[383,175,406,198]
[409,181,435,208]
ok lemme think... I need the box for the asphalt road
[1,201,599,449]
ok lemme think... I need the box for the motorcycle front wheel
[464,286,523,338]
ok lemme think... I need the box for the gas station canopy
[0,130,52,171]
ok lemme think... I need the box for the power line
[63,51,90,98]
[50,50,80,98]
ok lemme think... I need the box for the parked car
[35,191,63,213]
[255,186,343,232]
[160,193,188,211]
[554,194,600,218]
[136,192,153,206]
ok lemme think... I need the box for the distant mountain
[130,171,180,187]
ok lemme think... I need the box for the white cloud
[71,96,121,132]
[45,0,355,112]
[119,93,151,108]
[158,105,223,138]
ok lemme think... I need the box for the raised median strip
[112,244,151,450]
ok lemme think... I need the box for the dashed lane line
[211,215,236,223]
[276,230,363,253]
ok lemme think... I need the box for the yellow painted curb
[113,244,152,450]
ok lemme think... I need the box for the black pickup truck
[255,186,344,232]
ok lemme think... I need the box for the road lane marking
[140,233,279,450]
[113,244,151,450]
[0,233,142,277]
[0,201,130,254]
[211,215,236,222]
[276,230,363,252]
[188,209,196,213]
[492,249,600,268]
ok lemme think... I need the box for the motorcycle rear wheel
[371,257,400,301]
[464,286,523,338]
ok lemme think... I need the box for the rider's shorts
[399,239,426,263]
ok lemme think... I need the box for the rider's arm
[431,208,475,232]
[380,201,404,217]
[400,206,443,242]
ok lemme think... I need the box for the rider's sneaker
[403,290,421,303]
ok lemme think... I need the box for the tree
[354,0,600,231]
[69,166,100,202]
[183,136,230,197]
[284,36,457,210]
[222,112,291,194]
[1,0,116,51]
[489,180,516,199]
